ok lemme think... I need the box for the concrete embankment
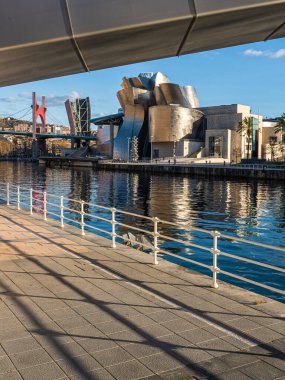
[98,162,285,181]
[39,156,98,168]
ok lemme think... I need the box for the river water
[0,162,284,302]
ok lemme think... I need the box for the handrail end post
[153,217,159,265]
[211,230,220,289]
[43,191,47,221]
[81,200,85,236]
[60,195,64,228]
[29,188,33,215]
[6,183,10,206]
[17,185,20,210]
[111,207,116,248]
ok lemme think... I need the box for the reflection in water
[0,162,284,301]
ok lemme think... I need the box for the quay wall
[98,162,285,181]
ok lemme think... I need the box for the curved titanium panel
[129,77,147,89]
[149,105,203,142]
[113,104,145,160]
[117,90,128,111]
[159,83,190,108]
[150,72,170,89]
[181,86,199,108]
[154,86,167,105]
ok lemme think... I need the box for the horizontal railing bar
[158,218,213,235]
[20,201,29,207]
[85,224,112,236]
[18,194,29,199]
[45,192,62,199]
[219,233,285,253]
[219,270,285,296]
[45,201,61,208]
[115,221,152,236]
[46,210,60,218]
[65,198,82,204]
[219,251,285,273]
[83,202,112,211]
[31,197,44,203]
[8,184,27,189]
[63,206,81,215]
[116,209,153,221]
[159,248,212,270]
[63,216,81,225]
[158,233,213,253]
[7,190,20,194]
[84,212,111,223]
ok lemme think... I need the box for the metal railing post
[6,183,10,206]
[60,196,64,228]
[111,208,116,248]
[17,186,20,210]
[81,200,85,236]
[43,192,47,221]
[211,230,220,288]
[29,188,33,215]
[153,217,159,265]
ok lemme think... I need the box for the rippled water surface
[0,162,284,302]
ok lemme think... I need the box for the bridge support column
[32,140,38,160]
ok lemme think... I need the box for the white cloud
[91,112,106,118]
[69,91,80,101]
[271,49,285,58]
[244,49,266,57]
[0,91,81,107]
[18,92,31,99]
[243,48,285,59]
[0,96,17,103]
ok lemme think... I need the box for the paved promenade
[0,205,284,380]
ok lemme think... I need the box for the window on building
[269,136,277,145]
[209,136,223,157]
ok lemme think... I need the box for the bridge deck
[0,205,284,380]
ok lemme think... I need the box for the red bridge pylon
[32,92,46,139]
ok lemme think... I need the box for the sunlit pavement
[0,205,284,380]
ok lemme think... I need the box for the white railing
[1,183,285,297]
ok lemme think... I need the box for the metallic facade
[149,106,203,142]
[113,105,145,160]
[111,72,203,159]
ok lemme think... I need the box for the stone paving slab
[0,205,284,379]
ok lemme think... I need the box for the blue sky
[0,37,284,126]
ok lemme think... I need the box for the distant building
[200,104,262,162]
[65,98,91,136]
[262,118,284,161]
[90,72,284,162]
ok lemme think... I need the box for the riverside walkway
[0,205,284,380]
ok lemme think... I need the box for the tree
[268,137,277,161]
[131,137,139,161]
[275,113,285,161]
[278,142,285,161]
[237,117,252,160]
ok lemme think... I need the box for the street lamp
[172,133,176,163]
[150,135,154,163]
[127,137,131,162]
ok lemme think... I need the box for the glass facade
[209,136,223,157]
[251,117,259,158]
